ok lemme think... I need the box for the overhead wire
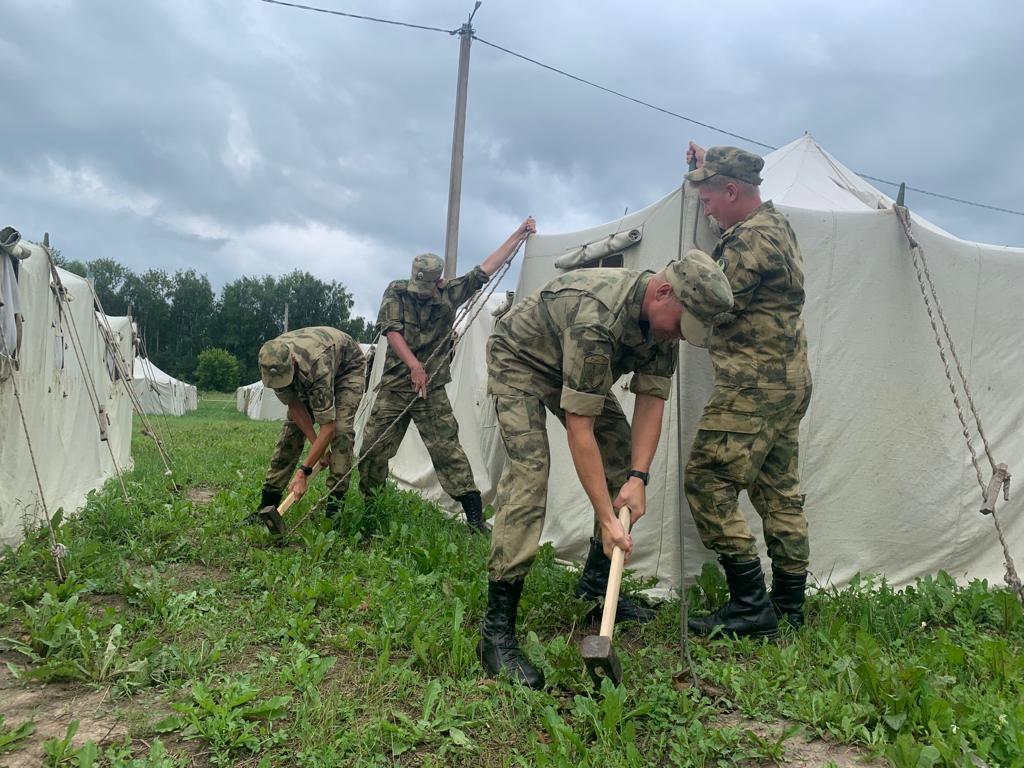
[258,0,458,34]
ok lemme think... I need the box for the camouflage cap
[408,253,444,298]
[258,338,294,388]
[664,249,735,348]
[685,146,764,186]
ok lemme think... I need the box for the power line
[473,36,775,151]
[255,2,1024,219]
[259,0,457,35]
[474,35,1024,219]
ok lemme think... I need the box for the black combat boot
[324,489,345,520]
[575,538,657,624]
[241,487,282,526]
[455,491,487,533]
[770,567,807,629]
[477,580,544,689]
[688,556,779,639]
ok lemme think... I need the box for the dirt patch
[162,561,229,589]
[184,487,218,505]
[711,711,884,768]
[0,656,126,767]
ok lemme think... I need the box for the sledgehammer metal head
[582,634,622,687]
[258,505,287,537]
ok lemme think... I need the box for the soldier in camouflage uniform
[683,143,813,638]
[478,252,735,688]
[358,218,536,532]
[249,326,366,523]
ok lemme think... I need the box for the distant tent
[132,355,197,416]
[380,135,1024,595]
[0,228,134,547]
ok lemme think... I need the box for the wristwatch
[300,464,313,476]
[627,469,649,486]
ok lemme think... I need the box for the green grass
[1,396,1022,766]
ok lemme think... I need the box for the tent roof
[133,355,185,385]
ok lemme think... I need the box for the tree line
[54,255,374,387]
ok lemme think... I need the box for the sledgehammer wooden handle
[277,463,323,516]
[599,506,633,640]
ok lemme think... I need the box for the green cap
[258,339,294,388]
[664,249,735,348]
[408,253,444,298]
[685,146,764,186]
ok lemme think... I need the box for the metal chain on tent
[45,259,131,502]
[894,204,1020,604]
[282,240,525,538]
[0,327,67,582]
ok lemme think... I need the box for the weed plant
[0,397,1021,766]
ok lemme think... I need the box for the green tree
[120,269,172,360]
[193,348,240,391]
[86,258,129,315]
[168,269,215,379]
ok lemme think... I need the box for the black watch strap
[627,469,649,486]
[300,464,313,476]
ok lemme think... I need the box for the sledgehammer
[258,464,322,536]
[581,505,632,687]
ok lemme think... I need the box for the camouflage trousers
[263,362,364,496]
[684,385,812,573]
[358,387,476,499]
[488,391,631,582]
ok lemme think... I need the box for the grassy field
[1,395,1022,767]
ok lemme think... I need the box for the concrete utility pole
[442,2,481,279]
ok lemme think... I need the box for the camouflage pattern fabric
[374,265,489,391]
[685,386,811,572]
[263,331,366,493]
[487,269,678,414]
[268,326,366,425]
[358,387,476,499]
[488,391,632,582]
[685,145,765,186]
[686,201,812,573]
[484,269,677,581]
[708,202,810,390]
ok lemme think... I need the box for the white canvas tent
[132,355,198,416]
[0,230,134,547]
[383,135,1024,596]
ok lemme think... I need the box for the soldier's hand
[518,217,536,237]
[614,480,646,526]
[600,517,632,561]
[410,364,429,399]
[685,141,706,168]
[290,472,308,500]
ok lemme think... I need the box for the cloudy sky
[2,0,1022,319]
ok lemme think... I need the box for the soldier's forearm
[385,331,422,371]
[480,228,526,276]
[565,414,615,523]
[304,421,335,468]
[630,394,666,472]
[288,400,318,444]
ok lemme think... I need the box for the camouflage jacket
[487,269,678,416]
[375,266,489,391]
[709,202,811,389]
[271,326,365,424]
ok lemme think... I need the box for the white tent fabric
[0,240,134,547]
[132,355,197,416]
[385,135,1024,596]
[235,380,288,421]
